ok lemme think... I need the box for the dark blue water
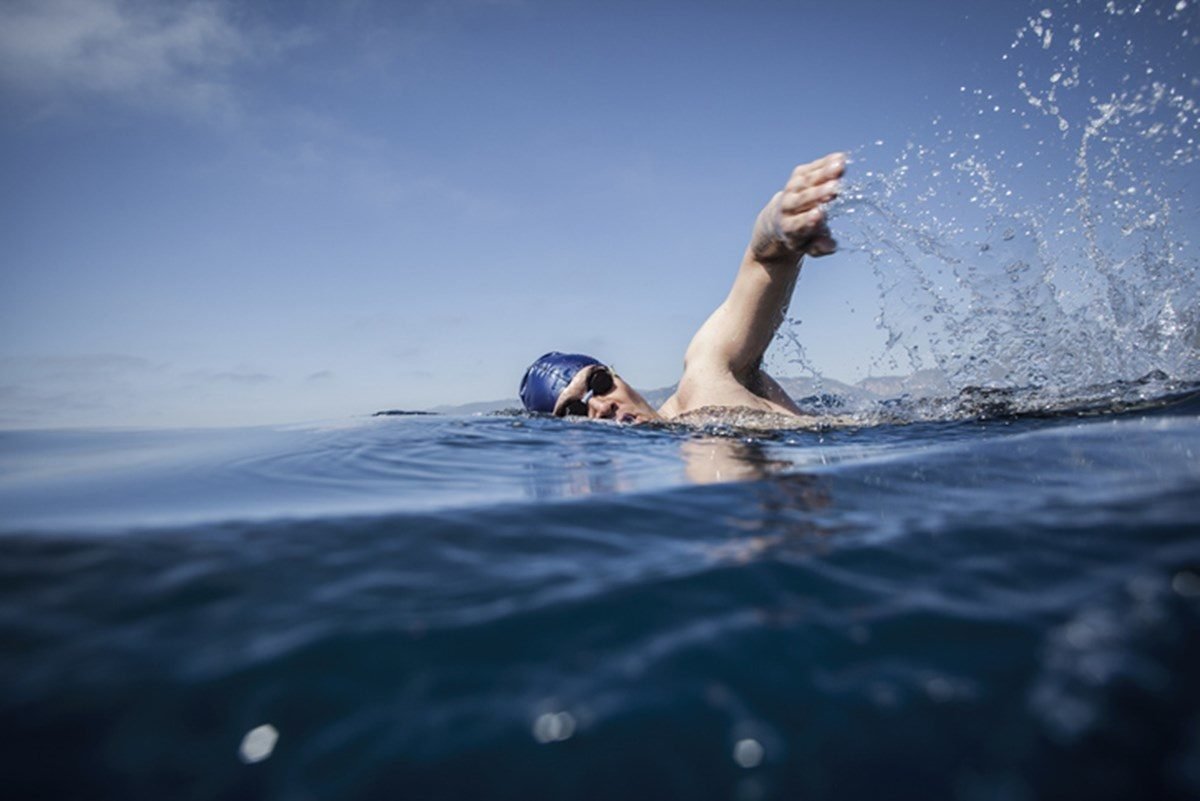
[3,388,1200,800]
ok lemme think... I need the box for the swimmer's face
[552,365,661,425]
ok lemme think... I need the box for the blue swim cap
[520,352,602,413]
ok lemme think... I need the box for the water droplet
[925,676,956,702]
[733,738,765,768]
[533,711,576,743]
[1173,570,1200,598]
[238,725,279,764]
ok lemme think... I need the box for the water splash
[771,0,1200,407]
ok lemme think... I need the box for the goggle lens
[560,367,614,417]
[588,366,614,397]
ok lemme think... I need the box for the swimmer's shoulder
[659,364,780,418]
[657,393,683,418]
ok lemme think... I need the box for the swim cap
[519,352,602,413]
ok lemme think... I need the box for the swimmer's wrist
[749,193,806,264]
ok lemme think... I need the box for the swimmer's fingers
[781,154,844,212]
[779,180,840,215]
[777,207,826,245]
[784,152,846,194]
[750,153,846,260]
[778,153,845,251]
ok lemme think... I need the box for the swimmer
[519,152,847,424]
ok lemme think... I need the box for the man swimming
[519,152,847,424]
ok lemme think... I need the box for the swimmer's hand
[750,152,846,262]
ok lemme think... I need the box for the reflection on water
[679,437,792,485]
[705,470,841,566]
[520,427,651,501]
[516,417,835,505]
[677,436,843,565]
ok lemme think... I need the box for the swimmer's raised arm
[521,153,847,422]
[682,153,846,379]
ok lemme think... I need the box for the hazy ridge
[420,369,952,416]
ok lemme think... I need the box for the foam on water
[771,0,1200,405]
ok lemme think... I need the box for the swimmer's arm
[682,153,846,379]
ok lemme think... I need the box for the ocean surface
[3,385,1200,801]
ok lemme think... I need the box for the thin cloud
[0,384,114,428]
[0,0,300,118]
[0,353,166,378]
[0,355,161,427]
[199,370,278,385]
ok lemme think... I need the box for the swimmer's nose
[588,396,618,419]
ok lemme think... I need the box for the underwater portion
[2,386,1200,800]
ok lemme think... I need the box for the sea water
[2,393,1200,800]
[4,0,1200,798]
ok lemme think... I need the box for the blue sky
[2,0,1197,428]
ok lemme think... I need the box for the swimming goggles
[557,366,615,417]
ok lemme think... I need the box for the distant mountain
[424,384,679,416]
[426,398,521,415]
[418,370,951,416]
[856,369,952,398]
[776,375,873,403]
